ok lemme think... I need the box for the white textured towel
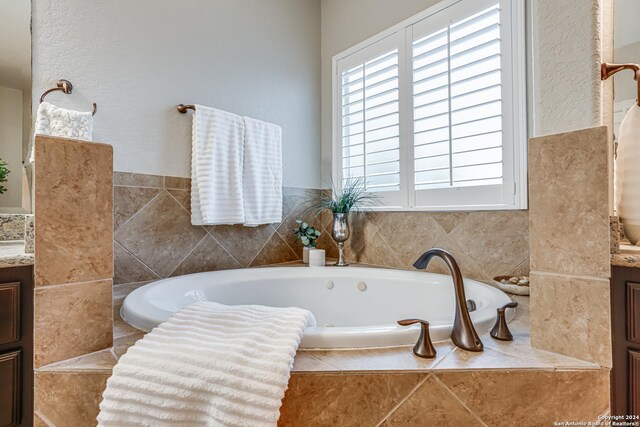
[242,117,283,226]
[29,101,94,163]
[97,301,315,427]
[191,105,246,225]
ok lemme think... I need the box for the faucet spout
[413,248,483,352]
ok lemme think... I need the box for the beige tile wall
[334,210,529,281]
[34,135,114,368]
[280,369,610,426]
[528,127,612,367]
[113,172,530,296]
[112,173,329,284]
[112,173,341,340]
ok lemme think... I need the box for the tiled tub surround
[112,172,529,293]
[529,127,613,367]
[34,135,114,370]
[327,209,529,282]
[33,295,611,426]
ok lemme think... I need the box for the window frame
[331,0,527,211]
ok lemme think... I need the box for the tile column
[528,126,612,367]
[33,135,114,368]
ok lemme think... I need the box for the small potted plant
[294,220,321,264]
[0,159,10,195]
[311,178,377,266]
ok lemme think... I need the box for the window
[333,0,526,210]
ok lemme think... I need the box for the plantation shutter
[337,33,405,206]
[411,0,516,208]
[333,0,525,211]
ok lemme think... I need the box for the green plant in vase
[310,178,377,266]
[0,159,10,195]
[294,219,321,264]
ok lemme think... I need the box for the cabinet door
[0,350,21,426]
[0,283,20,346]
[631,350,640,417]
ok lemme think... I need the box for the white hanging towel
[97,301,315,427]
[242,117,283,226]
[191,105,246,225]
[29,101,94,163]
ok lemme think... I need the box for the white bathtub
[121,266,514,349]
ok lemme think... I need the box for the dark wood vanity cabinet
[0,266,33,427]
[611,266,640,417]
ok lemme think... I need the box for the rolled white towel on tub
[97,301,315,427]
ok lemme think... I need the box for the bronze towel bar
[601,63,640,106]
[39,79,97,115]
[177,104,196,113]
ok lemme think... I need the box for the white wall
[614,0,640,48]
[0,87,24,209]
[320,0,610,181]
[32,0,322,188]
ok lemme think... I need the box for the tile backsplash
[114,172,529,288]
[113,172,329,288]
[334,209,529,281]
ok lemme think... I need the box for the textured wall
[31,0,322,188]
[530,0,605,136]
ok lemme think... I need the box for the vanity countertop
[0,241,34,268]
[612,244,640,268]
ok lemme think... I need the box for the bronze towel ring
[39,79,97,116]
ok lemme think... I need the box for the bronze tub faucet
[413,248,483,352]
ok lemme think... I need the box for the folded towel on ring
[29,101,94,163]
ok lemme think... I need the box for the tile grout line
[375,374,430,426]
[431,373,490,427]
[529,269,610,282]
[113,184,164,190]
[246,225,281,267]
[35,347,116,371]
[114,190,164,234]
[35,278,112,291]
[205,230,245,269]
[302,352,344,373]
[114,241,162,281]
[430,347,459,370]
[165,233,209,278]
[165,188,192,216]
[274,228,302,259]
[34,410,56,427]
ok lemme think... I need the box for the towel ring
[39,79,98,116]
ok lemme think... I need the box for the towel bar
[177,104,196,113]
[601,63,640,106]
[39,79,97,115]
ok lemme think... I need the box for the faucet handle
[397,319,437,358]
[490,301,518,341]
